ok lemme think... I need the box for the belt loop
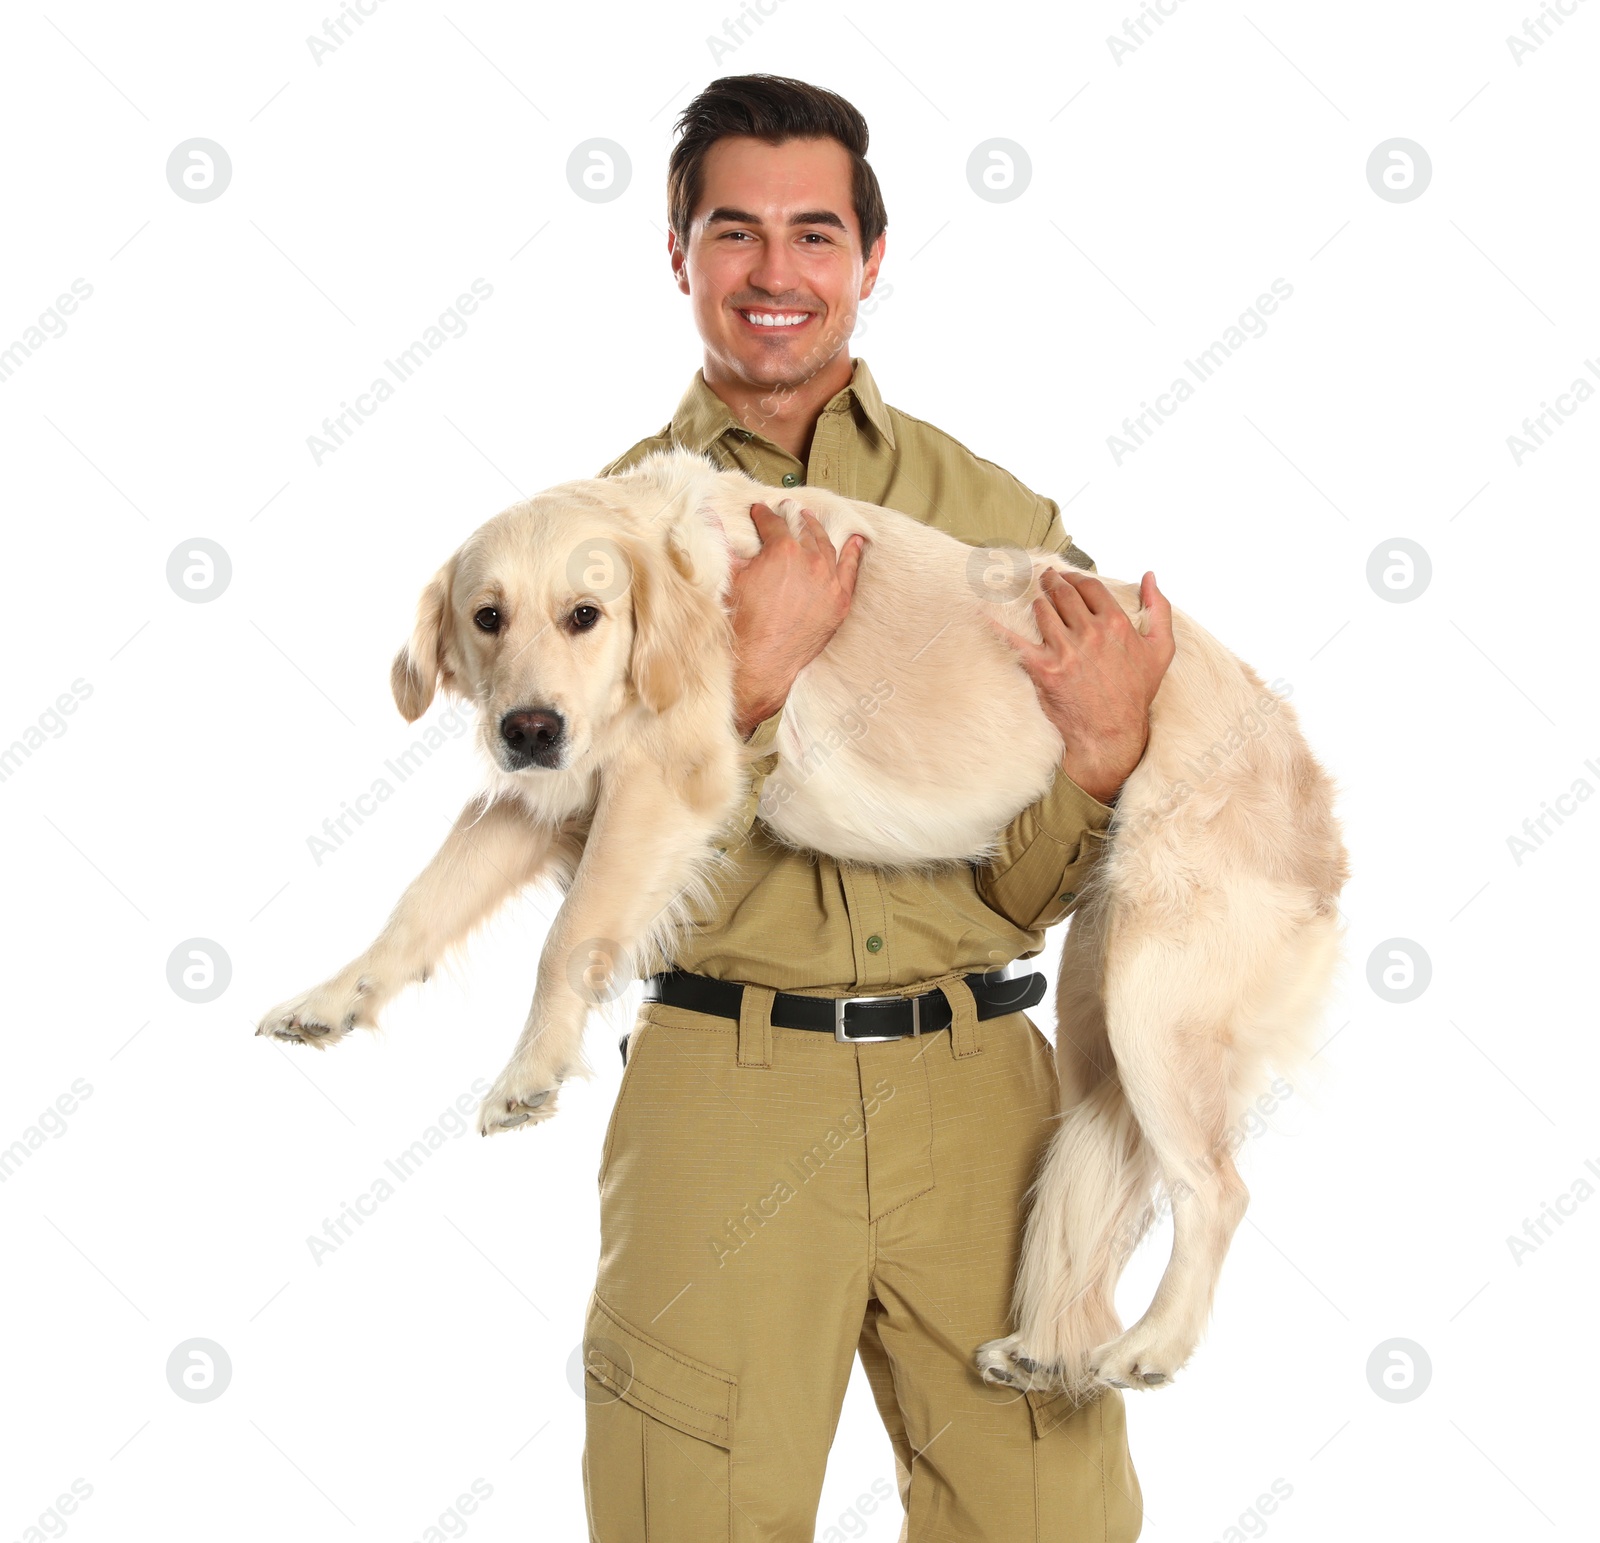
[737,984,775,1068]
[941,976,983,1059]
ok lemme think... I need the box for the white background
[2,2,1596,1539]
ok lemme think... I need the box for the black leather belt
[627,967,1046,1062]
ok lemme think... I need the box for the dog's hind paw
[976,1334,1066,1393]
[1088,1324,1188,1391]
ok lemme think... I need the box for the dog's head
[391,461,732,775]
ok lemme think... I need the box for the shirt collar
[668,355,897,457]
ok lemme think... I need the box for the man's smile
[736,307,817,331]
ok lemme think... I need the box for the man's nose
[500,707,565,766]
[745,246,803,298]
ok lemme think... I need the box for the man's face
[671,135,884,393]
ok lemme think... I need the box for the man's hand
[727,502,867,738]
[990,570,1176,805]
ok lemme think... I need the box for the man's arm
[711,502,866,850]
[973,497,1175,930]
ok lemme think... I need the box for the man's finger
[1140,571,1174,641]
[749,502,789,546]
[1041,569,1093,630]
[1058,571,1118,618]
[1033,592,1073,651]
[799,509,835,560]
[836,534,868,598]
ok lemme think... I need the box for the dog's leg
[257,796,569,1049]
[978,900,1160,1401]
[1081,956,1249,1394]
[477,758,728,1135]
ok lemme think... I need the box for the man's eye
[474,607,500,633]
[570,604,600,631]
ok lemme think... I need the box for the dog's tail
[1012,1074,1161,1399]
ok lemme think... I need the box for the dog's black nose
[501,707,565,767]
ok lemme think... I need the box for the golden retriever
[256,448,1348,1402]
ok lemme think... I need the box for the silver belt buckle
[834,993,921,1043]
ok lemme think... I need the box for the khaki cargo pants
[581,977,1143,1542]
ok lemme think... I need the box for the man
[582,74,1173,1542]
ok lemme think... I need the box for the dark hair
[668,74,887,256]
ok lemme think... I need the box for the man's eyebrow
[703,206,848,231]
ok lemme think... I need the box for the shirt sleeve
[972,495,1114,930]
[711,708,786,852]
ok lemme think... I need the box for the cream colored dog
[257,447,1348,1402]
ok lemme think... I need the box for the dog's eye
[570,604,600,632]
[474,607,500,634]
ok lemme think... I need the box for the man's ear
[625,530,725,715]
[390,556,459,722]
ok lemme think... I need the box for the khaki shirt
[600,357,1113,994]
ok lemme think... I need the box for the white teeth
[744,311,809,327]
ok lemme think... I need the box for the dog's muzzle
[500,706,565,769]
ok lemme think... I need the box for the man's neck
[701,350,856,463]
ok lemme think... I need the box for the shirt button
[865,934,883,953]
[1059,893,1076,904]
[781,472,800,487]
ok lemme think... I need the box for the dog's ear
[390,556,459,722]
[624,529,725,715]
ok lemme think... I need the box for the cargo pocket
[582,1291,737,1543]
[1027,1386,1144,1541]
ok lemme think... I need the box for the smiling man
[583,75,1170,1543]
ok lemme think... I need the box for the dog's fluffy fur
[257,448,1348,1402]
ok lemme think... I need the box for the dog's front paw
[976,1334,1067,1394]
[478,1072,565,1136]
[256,974,376,1050]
